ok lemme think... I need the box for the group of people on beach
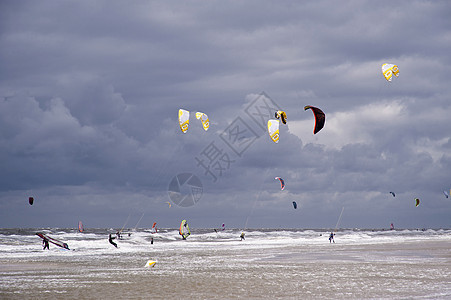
[42,230,337,250]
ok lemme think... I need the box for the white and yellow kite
[267,120,280,143]
[178,109,190,133]
[382,63,399,82]
[195,112,209,131]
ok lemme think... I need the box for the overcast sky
[1,0,450,229]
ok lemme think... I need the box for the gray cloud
[1,0,450,229]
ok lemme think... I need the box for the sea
[0,228,450,299]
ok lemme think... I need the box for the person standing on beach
[329,232,335,243]
[109,234,118,248]
[43,238,49,250]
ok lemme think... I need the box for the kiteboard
[36,232,70,250]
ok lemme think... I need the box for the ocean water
[0,228,450,299]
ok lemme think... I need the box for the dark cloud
[1,1,450,229]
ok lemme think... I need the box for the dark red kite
[304,105,325,134]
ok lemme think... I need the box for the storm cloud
[1,0,450,229]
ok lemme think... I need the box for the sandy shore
[1,238,450,299]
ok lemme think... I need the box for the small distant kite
[381,63,399,82]
[292,201,297,209]
[415,198,420,207]
[443,190,449,199]
[304,105,325,134]
[28,197,34,205]
[275,177,285,190]
[166,201,172,208]
[390,192,395,197]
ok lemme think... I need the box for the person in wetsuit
[109,234,118,248]
[43,238,49,250]
[240,232,245,241]
[329,232,335,243]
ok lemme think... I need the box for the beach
[1,228,450,299]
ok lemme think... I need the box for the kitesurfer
[151,237,154,245]
[329,232,335,243]
[240,232,245,241]
[182,222,188,240]
[109,234,118,248]
[43,238,49,250]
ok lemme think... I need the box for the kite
[275,177,285,190]
[195,112,209,131]
[443,190,449,199]
[390,192,395,197]
[178,109,190,133]
[415,198,420,207]
[304,105,325,134]
[36,233,70,250]
[381,63,399,82]
[28,197,34,205]
[275,111,287,124]
[292,201,297,209]
[267,120,280,143]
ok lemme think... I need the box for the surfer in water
[109,234,118,248]
[329,232,335,243]
[43,238,49,250]
[240,232,245,241]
